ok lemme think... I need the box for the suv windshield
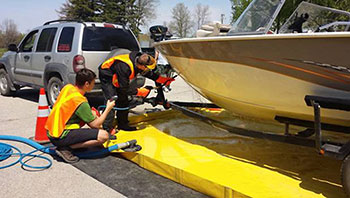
[82,27,140,51]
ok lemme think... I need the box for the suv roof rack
[44,20,86,26]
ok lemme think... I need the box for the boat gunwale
[155,32,350,45]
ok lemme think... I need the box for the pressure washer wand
[117,139,137,149]
[146,75,177,109]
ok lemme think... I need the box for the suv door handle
[44,55,51,62]
[24,55,30,62]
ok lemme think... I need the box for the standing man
[45,68,115,163]
[98,50,175,132]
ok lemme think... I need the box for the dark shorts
[49,128,99,148]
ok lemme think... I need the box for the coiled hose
[0,135,137,170]
[0,140,53,170]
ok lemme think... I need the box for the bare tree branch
[169,3,193,38]
[0,19,22,48]
[193,3,210,30]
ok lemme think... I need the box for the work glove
[136,86,152,98]
[156,76,175,86]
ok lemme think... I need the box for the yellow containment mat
[105,110,345,198]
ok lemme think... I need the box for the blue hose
[98,105,130,111]
[0,135,135,169]
[0,142,13,161]
[0,141,53,170]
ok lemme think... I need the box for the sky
[0,0,232,34]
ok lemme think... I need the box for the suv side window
[19,30,39,52]
[58,27,75,52]
[36,28,57,52]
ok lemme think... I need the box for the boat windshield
[280,2,350,33]
[228,0,285,36]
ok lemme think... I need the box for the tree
[98,0,134,26]
[0,19,22,48]
[57,0,102,21]
[112,0,159,36]
[169,3,193,38]
[133,0,159,29]
[230,0,252,23]
[193,3,210,30]
[57,0,75,20]
[57,0,158,36]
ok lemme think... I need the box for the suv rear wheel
[47,76,63,106]
[0,68,15,96]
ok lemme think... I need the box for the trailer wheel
[341,154,350,196]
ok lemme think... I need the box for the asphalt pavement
[0,77,209,198]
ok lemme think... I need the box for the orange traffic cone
[30,88,50,144]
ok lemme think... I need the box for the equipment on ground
[0,135,141,169]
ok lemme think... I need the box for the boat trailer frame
[170,99,350,159]
[274,95,350,160]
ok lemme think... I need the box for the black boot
[118,125,137,131]
[117,110,137,131]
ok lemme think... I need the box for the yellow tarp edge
[122,152,248,198]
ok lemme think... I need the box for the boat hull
[156,33,350,126]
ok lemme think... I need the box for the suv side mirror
[150,25,168,42]
[8,44,17,52]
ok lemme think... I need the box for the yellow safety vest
[45,84,87,138]
[100,54,135,87]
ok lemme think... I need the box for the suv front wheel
[47,76,63,106]
[0,68,15,96]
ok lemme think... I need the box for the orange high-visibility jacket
[100,54,135,87]
[45,84,87,138]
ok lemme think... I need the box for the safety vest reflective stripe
[64,123,80,130]
[101,54,135,87]
[45,84,87,138]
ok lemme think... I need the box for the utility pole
[221,14,225,24]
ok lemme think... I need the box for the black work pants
[99,74,117,131]
[115,88,130,128]
[99,73,131,131]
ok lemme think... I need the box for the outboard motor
[148,25,174,77]
[150,25,168,42]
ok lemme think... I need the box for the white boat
[155,0,350,127]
